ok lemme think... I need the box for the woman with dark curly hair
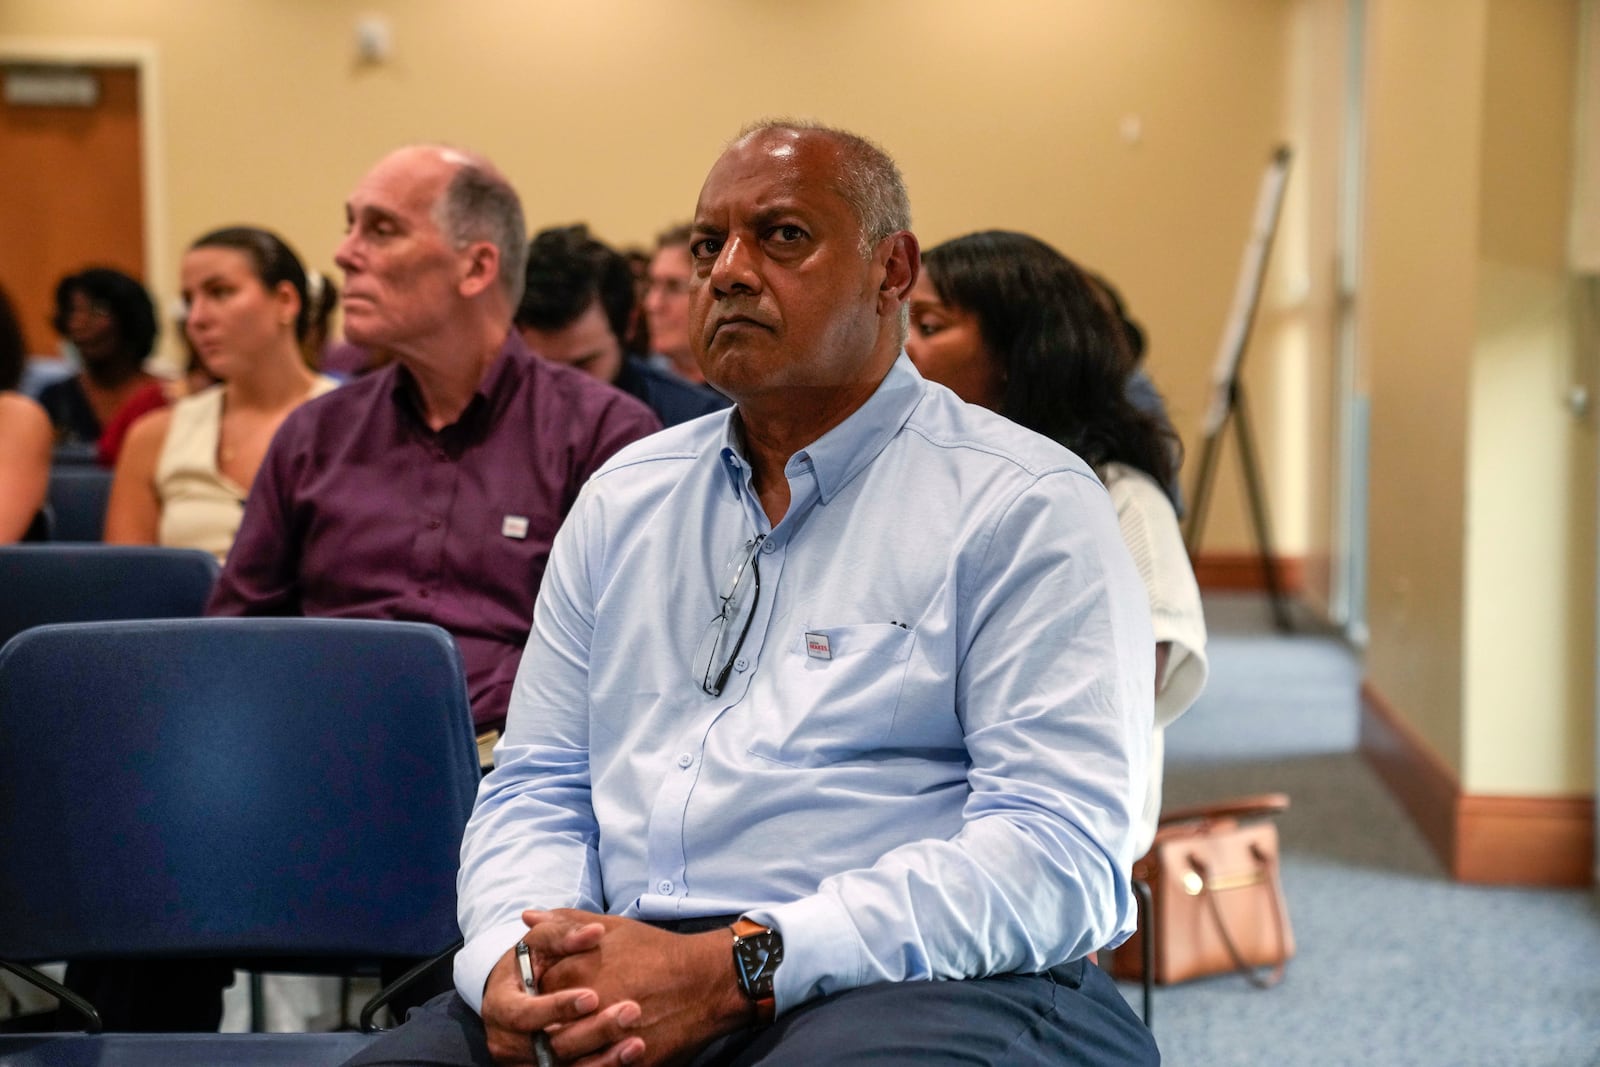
[40,267,161,454]
[906,230,1207,856]
[0,283,51,541]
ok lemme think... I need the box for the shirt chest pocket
[745,624,917,769]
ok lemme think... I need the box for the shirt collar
[716,352,926,505]
[388,330,526,436]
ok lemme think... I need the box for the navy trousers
[342,959,1158,1066]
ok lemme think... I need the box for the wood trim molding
[1358,681,1458,869]
[1359,681,1595,886]
[1191,552,1304,593]
[1455,794,1595,885]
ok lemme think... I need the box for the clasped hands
[481,909,753,1067]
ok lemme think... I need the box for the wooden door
[0,64,145,357]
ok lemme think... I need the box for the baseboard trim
[1455,794,1595,885]
[1359,681,1595,886]
[1191,552,1304,593]
[1358,681,1458,869]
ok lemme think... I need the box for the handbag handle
[1159,792,1289,830]
[1187,843,1291,989]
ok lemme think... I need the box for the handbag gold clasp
[1183,867,1267,896]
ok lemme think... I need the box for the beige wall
[1,0,1301,555]
[1464,0,1593,794]
[1361,0,1594,797]
[1359,0,1484,775]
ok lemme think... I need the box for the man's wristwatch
[730,917,783,1022]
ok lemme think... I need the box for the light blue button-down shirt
[455,354,1153,1015]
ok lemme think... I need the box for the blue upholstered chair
[43,465,113,541]
[0,545,222,1036]
[0,544,219,649]
[0,618,481,1065]
[48,443,101,467]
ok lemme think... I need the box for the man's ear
[458,241,502,300]
[877,231,920,317]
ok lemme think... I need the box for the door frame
[0,37,168,345]
[1331,0,1370,647]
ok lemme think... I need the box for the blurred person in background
[641,223,707,384]
[1083,270,1184,515]
[40,267,162,463]
[105,226,338,562]
[299,268,341,371]
[0,283,51,542]
[517,224,728,426]
[907,229,1207,856]
[622,245,652,355]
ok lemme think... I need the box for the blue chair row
[24,462,113,543]
[0,544,220,650]
[42,465,114,542]
[0,617,481,1065]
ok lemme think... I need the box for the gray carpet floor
[1122,593,1600,1066]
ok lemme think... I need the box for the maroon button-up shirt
[207,332,662,729]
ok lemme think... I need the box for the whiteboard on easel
[1202,146,1293,436]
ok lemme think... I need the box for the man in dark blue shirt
[517,224,729,427]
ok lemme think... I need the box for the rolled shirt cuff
[454,919,531,1015]
[744,893,866,1016]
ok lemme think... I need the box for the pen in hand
[516,940,558,1067]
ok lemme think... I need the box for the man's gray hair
[433,157,528,308]
[735,119,912,256]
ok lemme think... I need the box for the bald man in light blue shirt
[349,121,1156,1067]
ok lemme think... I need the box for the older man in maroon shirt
[209,145,661,732]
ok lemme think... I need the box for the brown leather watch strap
[731,918,769,939]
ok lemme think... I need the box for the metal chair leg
[1132,877,1155,1029]
[249,972,266,1032]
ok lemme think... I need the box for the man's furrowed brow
[355,204,405,229]
[747,206,793,231]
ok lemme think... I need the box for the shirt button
[418,589,430,599]
[676,753,693,769]
[658,880,674,895]
[761,540,777,554]
[734,657,749,672]
[427,518,441,530]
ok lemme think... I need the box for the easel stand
[1184,145,1295,634]
[1183,379,1294,632]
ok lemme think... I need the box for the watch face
[734,929,783,1000]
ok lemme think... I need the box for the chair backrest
[0,618,480,966]
[0,544,220,649]
[45,465,113,540]
[23,505,52,541]
[0,1032,378,1066]
[21,357,74,400]
[49,443,102,467]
